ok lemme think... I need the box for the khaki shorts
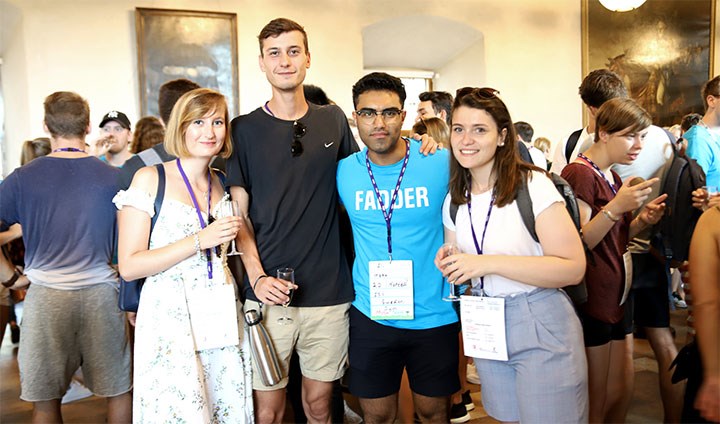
[18,283,132,401]
[244,300,350,390]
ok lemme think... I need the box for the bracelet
[601,208,620,222]
[253,275,268,292]
[193,233,202,258]
[1,268,21,288]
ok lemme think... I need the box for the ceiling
[362,15,483,71]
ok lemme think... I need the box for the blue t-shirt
[0,156,119,289]
[337,139,457,329]
[685,124,720,187]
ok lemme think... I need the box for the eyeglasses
[455,87,500,100]
[291,120,306,157]
[355,108,404,123]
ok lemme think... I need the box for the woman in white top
[114,88,253,423]
[436,87,588,423]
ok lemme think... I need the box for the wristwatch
[1,268,21,288]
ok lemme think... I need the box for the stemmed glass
[276,267,295,324]
[220,200,242,256]
[440,243,461,302]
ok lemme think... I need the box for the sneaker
[61,379,93,404]
[461,390,475,411]
[343,400,363,424]
[450,402,470,424]
[466,362,480,385]
[672,292,688,309]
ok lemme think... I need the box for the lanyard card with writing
[460,295,508,361]
[369,260,414,320]
[187,284,239,351]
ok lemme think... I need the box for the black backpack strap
[516,177,538,243]
[517,141,533,164]
[151,164,166,232]
[450,201,459,225]
[565,129,583,163]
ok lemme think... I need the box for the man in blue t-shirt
[686,75,720,188]
[0,92,131,422]
[337,72,459,423]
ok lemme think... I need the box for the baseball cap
[99,110,131,129]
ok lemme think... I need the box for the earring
[498,142,505,146]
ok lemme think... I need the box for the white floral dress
[114,189,254,424]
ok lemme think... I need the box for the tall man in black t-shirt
[226,18,358,424]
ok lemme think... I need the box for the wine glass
[276,267,295,324]
[220,200,242,256]
[440,243,461,302]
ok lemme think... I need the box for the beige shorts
[18,283,132,401]
[244,300,350,390]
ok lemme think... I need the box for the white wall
[0,0,673,175]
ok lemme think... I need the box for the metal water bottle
[244,309,283,386]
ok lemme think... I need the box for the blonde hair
[164,88,232,159]
[533,137,552,155]
[413,117,450,145]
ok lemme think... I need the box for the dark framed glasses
[456,86,500,100]
[291,120,306,157]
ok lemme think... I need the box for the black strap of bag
[118,164,166,312]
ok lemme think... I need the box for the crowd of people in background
[1,16,719,424]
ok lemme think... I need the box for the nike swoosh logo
[324,142,334,148]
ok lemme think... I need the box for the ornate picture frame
[582,0,715,127]
[135,8,239,118]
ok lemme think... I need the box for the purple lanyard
[53,147,85,152]
[365,139,410,260]
[176,158,213,280]
[577,153,617,195]
[467,190,495,293]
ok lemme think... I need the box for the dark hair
[304,84,332,106]
[43,91,90,139]
[419,91,453,124]
[681,113,703,132]
[701,75,720,110]
[258,18,308,55]
[131,116,165,154]
[352,72,406,109]
[594,98,652,141]
[158,79,201,125]
[514,121,534,143]
[579,69,628,108]
[449,89,539,208]
[21,137,51,165]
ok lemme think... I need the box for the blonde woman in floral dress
[114,88,253,423]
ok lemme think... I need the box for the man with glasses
[685,75,720,188]
[226,18,358,424]
[336,72,459,423]
[95,110,133,167]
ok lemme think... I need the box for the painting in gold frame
[582,0,715,127]
[135,8,239,118]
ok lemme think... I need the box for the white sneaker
[344,400,363,424]
[61,379,93,404]
[466,362,481,385]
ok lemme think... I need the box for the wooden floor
[0,304,690,423]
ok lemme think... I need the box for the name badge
[369,260,414,320]
[186,283,240,351]
[461,295,508,361]
[619,251,633,306]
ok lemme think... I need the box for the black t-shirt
[226,103,358,306]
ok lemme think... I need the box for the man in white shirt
[514,121,547,169]
[550,69,628,175]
